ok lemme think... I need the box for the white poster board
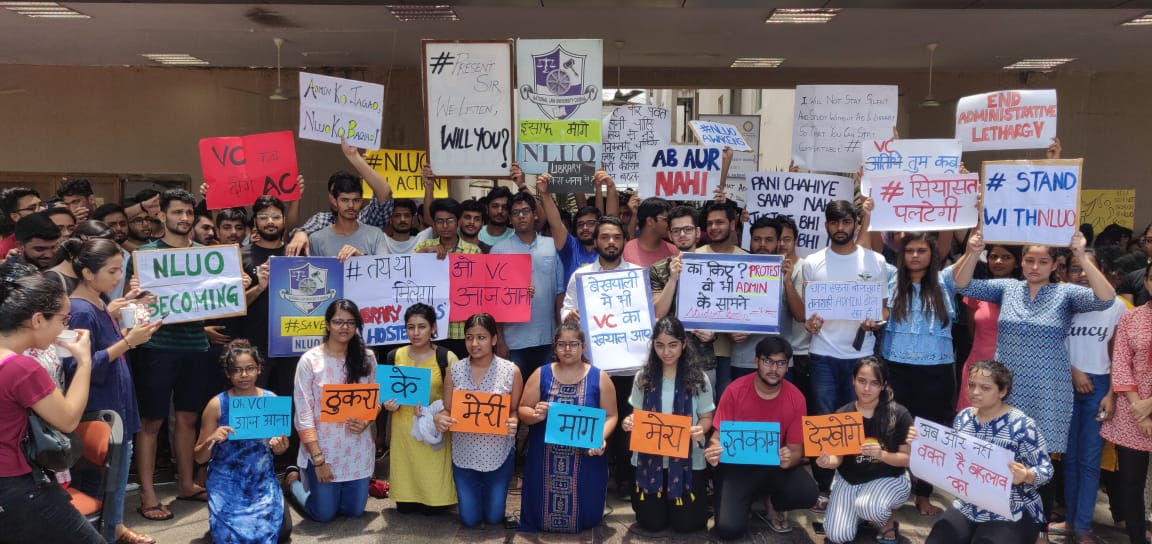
[576,268,653,374]
[792,85,898,173]
[862,138,962,176]
[700,114,760,204]
[638,145,724,201]
[134,245,246,324]
[956,90,1057,152]
[981,159,1082,245]
[298,73,385,149]
[342,254,450,346]
[910,418,1014,519]
[675,253,783,333]
[742,172,854,257]
[516,39,602,174]
[804,281,883,321]
[861,173,980,232]
[603,105,671,189]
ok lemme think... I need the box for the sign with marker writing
[377,365,432,407]
[298,72,385,149]
[230,396,293,440]
[1080,189,1135,232]
[792,85,898,173]
[133,245,246,324]
[639,145,724,201]
[344,254,450,346]
[603,105,671,189]
[981,159,1082,246]
[804,281,884,321]
[676,253,783,333]
[802,412,864,456]
[268,257,343,358]
[319,383,381,422]
[362,149,446,200]
[719,421,781,465]
[545,402,606,450]
[700,114,760,204]
[516,39,602,174]
[629,409,691,459]
[547,161,595,194]
[450,390,512,435]
[910,417,1014,519]
[422,40,515,177]
[200,131,300,210]
[689,120,752,152]
[862,138,962,176]
[577,268,654,374]
[742,172,854,258]
[447,254,532,322]
[956,89,1057,152]
[861,173,980,232]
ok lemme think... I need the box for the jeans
[714,356,732,399]
[508,345,553,380]
[0,473,105,543]
[1115,445,1149,544]
[926,507,1040,544]
[1063,372,1110,533]
[452,450,515,527]
[289,462,369,523]
[74,438,134,537]
[808,354,858,415]
[712,463,820,540]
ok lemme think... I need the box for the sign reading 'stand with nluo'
[133,245,247,324]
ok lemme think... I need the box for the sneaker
[125,482,141,495]
[809,493,829,513]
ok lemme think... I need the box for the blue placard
[268,256,343,358]
[544,402,606,450]
[719,421,781,466]
[377,364,433,407]
[229,396,293,440]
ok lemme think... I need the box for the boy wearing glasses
[414,198,481,360]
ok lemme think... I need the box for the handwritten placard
[861,173,980,232]
[792,85,898,173]
[629,409,691,459]
[602,105,671,189]
[229,396,293,440]
[447,254,531,322]
[981,159,1082,246]
[422,40,515,177]
[268,257,343,357]
[362,149,446,200]
[377,365,432,407]
[1080,189,1135,232]
[700,114,760,204]
[689,120,752,152]
[344,254,450,346]
[956,89,1057,152]
[450,390,512,435]
[743,172,854,258]
[547,161,595,194]
[719,421,781,466]
[676,253,782,333]
[200,131,300,210]
[638,145,724,201]
[298,72,385,149]
[910,417,1014,519]
[802,412,864,456]
[576,268,654,374]
[516,39,602,174]
[544,402,605,450]
[804,281,883,321]
[319,383,381,422]
[862,138,962,176]
[133,245,246,324]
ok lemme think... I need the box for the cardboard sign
[447,254,532,322]
[742,172,854,257]
[910,418,1014,519]
[676,253,783,333]
[200,131,300,210]
[229,396,293,440]
[1081,189,1136,232]
[603,105,671,188]
[344,254,450,345]
[792,85,898,173]
[719,421,781,466]
[638,145,724,201]
[629,409,692,459]
[577,268,654,374]
[319,383,381,422]
[861,173,980,232]
[298,72,385,149]
[377,365,432,407]
[689,120,752,152]
[862,138,962,176]
[956,89,1057,152]
[268,257,342,357]
[362,149,447,199]
[804,281,884,321]
[700,114,760,204]
[450,390,513,435]
[133,245,246,324]
[422,40,515,177]
[802,412,864,456]
[516,39,603,174]
[544,402,606,450]
[546,161,595,194]
[981,159,1083,246]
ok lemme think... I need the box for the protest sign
[981,159,1082,246]
[1081,189,1135,232]
[676,253,783,333]
[603,105,671,188]
[689,120,753,152]
[804,281,884,321]
[422,40,515,177]
[742,172,854,257]
[200,131,300,210]
[362,149,446,199]
[547,161,595,194]
[629,410,692,459]
[447,254,532,322]
[910,417,1014,519]
[719,421,781,465]
[545,403,606,450]
[639,145,724,201]
[861,173,980,232]
[229,396,293,440]
[268,257,343,357]
[862,138,962,176]
[319,384,380,423]
[450,391,512,435]
[343,254,450,345]
[134,245,246,325]
[700,114,759,204]
[377,365,432,407]
[516,39,602,174]
[956,90,1057,152]
[792,85,898,173]
[298,72,385,149]
[802,412,864,457]
[577,268,654,374]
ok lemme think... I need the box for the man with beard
[414,197,481,358]
[535,171,617,284]
[124,208,154,251]
[214,207,248,246]
[694,200,748,398]
[706,336,817,538]
[93,203,130,245]
[478,184,516,247]
[729,216,784,381]
[0,187,45,257]
[191,210,216,246]
[772,216,815,411]
[57,178,97,222]
[307,173,388,259]
[11,212,62,270]
[622,197,674,267]
[457,199,492,253]
[382,199,431,254]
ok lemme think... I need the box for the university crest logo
[519,45,599,120]
[278,263,336,314]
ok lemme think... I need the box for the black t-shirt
[1119,269,1149,306]
[239,244,285,354]
[834,401,913,485]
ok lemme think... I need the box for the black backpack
[386,345,450,379]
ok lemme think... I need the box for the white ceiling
[2,2,1151,71]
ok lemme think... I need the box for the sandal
[876,521,899,544]
[136,504,173,521]
[753,510,793,534]
[1047,521,1070,536]
[809,493,829,513]
[114,527,156,544]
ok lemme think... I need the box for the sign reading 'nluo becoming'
[133,245,247,324]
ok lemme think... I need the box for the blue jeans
[0,473,104,543]
[508,345,553,380]
[74,438,133,536]
[452,450,515,527]
[808,354,858,415]
[1063,372,1110,533]
[289,462,369,522]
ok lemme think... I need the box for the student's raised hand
[340,136,360,161]
[285,231,310,257]
[967,229,985,255]
[257,262,270,289]
[1070,231,1087,256]
[1046,137,1062,159]
[805,314,824,335]
[788,160,800,173]
[536,173,551,195]
[208,425,235,444]
[382,399,401,413]
[510,162,524,188]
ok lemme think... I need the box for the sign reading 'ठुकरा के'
[516,39,603,174]
[422,40,515,177]
[955,89,1057,152]
[298,73,385,149]
[602,105,671,189]
[741,172,854,258]
[133,245,247,325]
[791,85,898,173]
[981,159,1082,246]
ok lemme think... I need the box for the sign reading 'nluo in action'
[133,245,247,324]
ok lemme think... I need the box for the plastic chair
[68,410,124,543]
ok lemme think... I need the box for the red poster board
[448,253,532,322]
[200,130,300,210]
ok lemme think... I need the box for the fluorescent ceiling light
[730,58,785,68]
[1122,13,1152,26]
[1,1,88,18]
[142,53,209,66]
[385,4,459,22]
[765,8,839,24]
[1002,58,1074,70]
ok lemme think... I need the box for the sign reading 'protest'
[516,39,603,174]
[804,281,884,321]
[229,396,293,440]
[362,149,446,199]
[981,159,1082,246]
[544,403,606,450]
[802,412,864,457]
[547,161,595,194]
[377,365,432,407]
[602,105,671,188]
[344,254,450,346]
[742,172,854,258]
[792,85,898,173]
[577,268,654,374]
[298,72,385,149]
[676,253,783,333]
[956,89,1057,152]
[200,131,299,210]
[320,384,380,422]
[639,145,724,201]
[448,254,532,322]
[861,173,980,232]
[629,410,692,459]
[910,418,1014,519]
[689,120,753,152]
[134,245,246,325]
[268,257,342,357]
[450,391,512,435]
[719,421,781,466]
[1081,189,1135,232]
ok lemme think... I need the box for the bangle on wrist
[123,339,136,349]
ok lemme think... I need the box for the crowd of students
[1,136,1151,544]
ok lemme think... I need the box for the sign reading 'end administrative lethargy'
[134,245,247,324]
[298,72,385,149]
[981,159,1082,246]
[200,131,300,210]
[955,89,1057,152]
[792,85,898,173]
[639,146,725,201]
[676,253,783,334]
[742,172,854,258]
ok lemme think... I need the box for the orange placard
[803,412,864,457]
[450,390,513,435]
[319,384,380,423]
[629,409,692,459]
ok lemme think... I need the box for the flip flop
[136,504,173,521]
[753,511,793,534]
[175,490,208,502]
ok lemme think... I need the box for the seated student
[308,173,388,259]
[705,335,818,539]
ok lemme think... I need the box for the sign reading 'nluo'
[133,245,247,324]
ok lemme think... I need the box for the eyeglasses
[1141,237,1152,245]
[575,220,598,229]
[670,226,695,236]
[256,214,283,221]
[555,341,582,351]
[16,202,46,214]
[757,356,789,368]
[45,313,73,326]
[329,319,358,329]
[509,208,533,217]
[230,366,259,376]
[434,217,458,226]
[1067,266,1085,276]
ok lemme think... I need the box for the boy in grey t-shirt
[309,171,390,258]
[308,222,389,257]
